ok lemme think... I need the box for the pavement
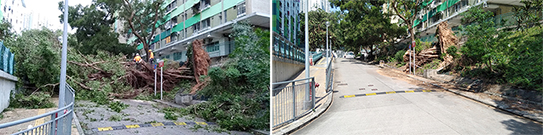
[74,99,251,135]
[0,98,80,135]
[293,58,543,134]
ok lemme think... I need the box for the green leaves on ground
[9,92,55,109]
[108,101,129,113]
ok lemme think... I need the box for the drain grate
[368,84,374,87]
[337,83,348,86]
[359,88,365,90]
[371,89,378,91]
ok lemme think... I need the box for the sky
[24,0,92,32]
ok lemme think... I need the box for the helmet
[136,53,140,56]
[148,49,152,52]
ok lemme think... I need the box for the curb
[379,66,543,123]
[72,110,84,135]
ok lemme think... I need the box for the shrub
[395,50,406,62]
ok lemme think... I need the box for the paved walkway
[0,98,80,135]
[294,58,542,134]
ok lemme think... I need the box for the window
[201,0,210,9]
[237,2,246,16]
[173,52,183,60]
[165,36,171,44]
[202,18,210,29]
[206,42,219,52]
[193,22,200,33]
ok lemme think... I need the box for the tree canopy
[330,0,406,57]
[58,0,134,55]
[118,0,166,60]
[299,9,341,51]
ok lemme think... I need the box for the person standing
[148,49,155,65]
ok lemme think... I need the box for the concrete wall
[0,71,17,112]
[272,59,304,83]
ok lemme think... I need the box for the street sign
[158,61,164,68]
[412,41,416,48]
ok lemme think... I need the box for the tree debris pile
[400,46,439,72]
[67,50,195,99]
[399,22,459,73]
[190,39,211,94]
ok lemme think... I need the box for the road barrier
[0,84,75,135]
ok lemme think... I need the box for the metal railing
[272,77,315,128]
[272,56,334,129]
[0,84,75,135]
[273,32,305,63]
[312,52,323,64]
[325,57,334,93]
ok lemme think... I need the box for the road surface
[294,58,542,134]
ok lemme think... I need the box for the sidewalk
[272,57,334,135]
[0,98,80,135]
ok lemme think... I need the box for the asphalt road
[294,58,542,135]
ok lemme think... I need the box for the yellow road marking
[344,95,355,98]
[405,90,414,93]
[151,123,164,127]
[196,122,208,125]
[366,93,376,96]
[125,124,140,129]
[174,122,187,125]
[34,109,46,126]
[98,127,113,131]
[423,90,432,92]
[386,91,396,94]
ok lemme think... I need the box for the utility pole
[59,0,69,108]
[304,0,311,108]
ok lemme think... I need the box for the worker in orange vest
[133,53,142,69]
[133,53,142,63]
[148,49,155,65]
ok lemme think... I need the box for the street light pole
[326,21,330,64]
[59,0,69,108]
[304,0,310,106]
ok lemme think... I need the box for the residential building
[272,0,300,47]
[411,0,524,42]
[1,0,27,34]
[300,0,329,12]
[128,0,269,65]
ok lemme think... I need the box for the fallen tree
[399,22,458,73]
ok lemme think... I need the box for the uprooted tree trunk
[436,22,459,71]
[399,22,459,73]
[190,39,211,94]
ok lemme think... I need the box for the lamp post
[326,21,330,64]
[59,0,69,108]
[304,0,310,108]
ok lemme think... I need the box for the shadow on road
[499,115,542,134]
